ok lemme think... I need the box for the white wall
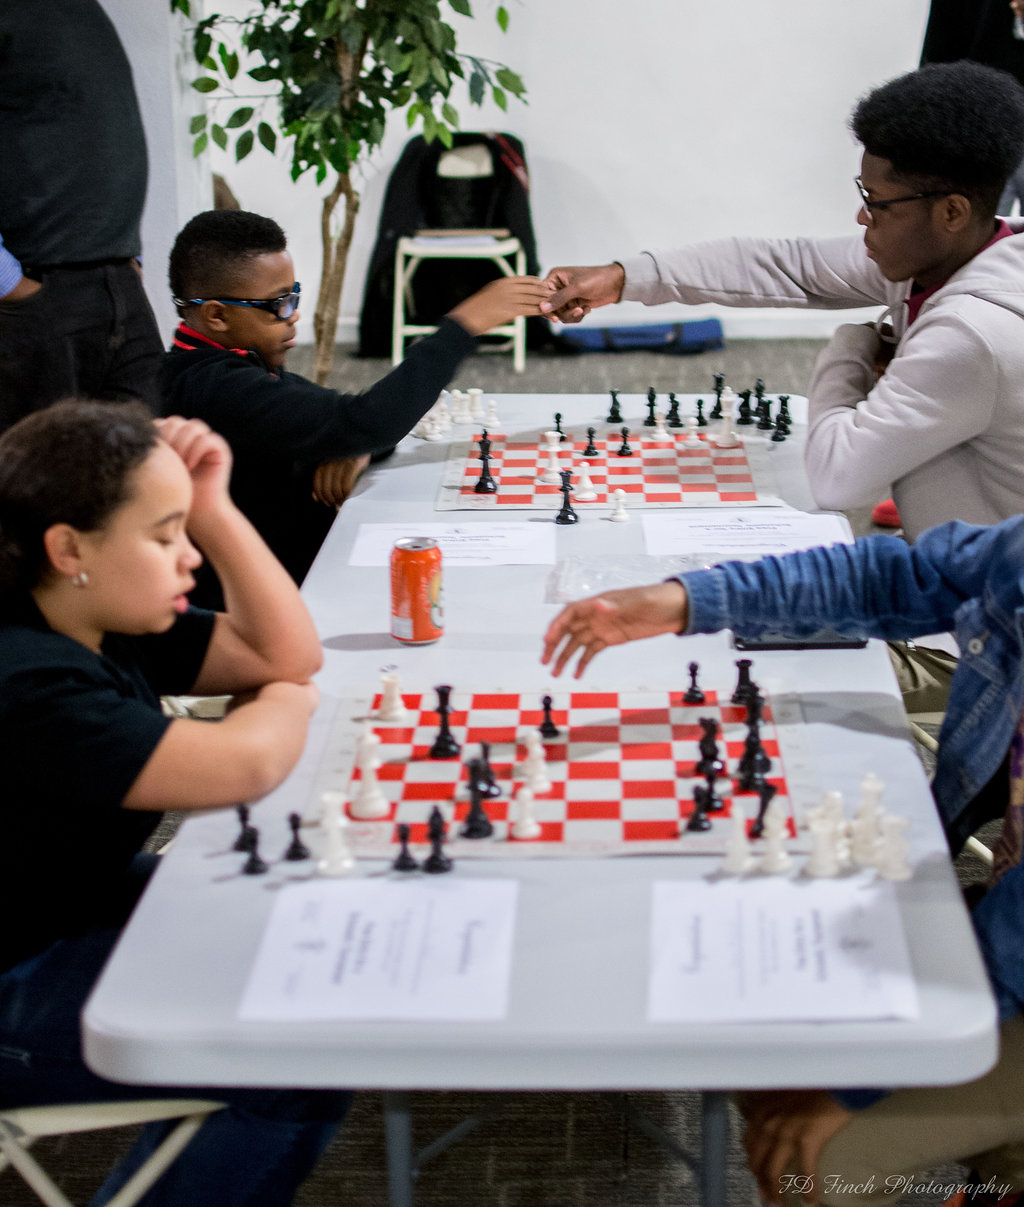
[118,0,932,343]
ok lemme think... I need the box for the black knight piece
[695,717,724,778]
[429,685,461,759]
[736,388,754,425]
[756,397,774,431]
[710,371,725,419]
[749,779,778,839]
[607,390,623,424]
[666,393,683,428]
[686,784,712,832]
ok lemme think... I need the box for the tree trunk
[312,171,360,386]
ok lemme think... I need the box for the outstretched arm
[539,263,626,324]
[541,581,688,678]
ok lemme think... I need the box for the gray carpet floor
[1,339,978,1207]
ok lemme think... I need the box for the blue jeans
[0,856,352,1206]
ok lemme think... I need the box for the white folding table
[83,393,997,1207]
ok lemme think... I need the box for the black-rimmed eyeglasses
[854,178,950,223]
[176,283,301,320]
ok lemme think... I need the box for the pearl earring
[71,571,89,588]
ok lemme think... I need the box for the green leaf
[449,0,472,14]
[248,65,278,82]
[492,85,507,111]
[219,47,239,79]
[201,56,217,71]
[437,123,454,149]
[406,101,421,128]
[191,77,218,93]
[194,32,212,63]
[495,68,524,94]
[225,106,254,129]
[257,121,277,152]
[441,101,459,127]
[236,129,254,161]
[189,113,207,134]
[429,58,449,89]
[171,0,191,16]
[192,132,208,156]
[496,6,509,31]
[211,123,228,151]
[468,70,485,104]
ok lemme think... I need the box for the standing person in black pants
[0,0,164,431]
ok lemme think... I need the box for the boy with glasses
[163,209,547,608]
[541,62,1024,548]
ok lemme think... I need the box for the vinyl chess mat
[436,423,794,510]
[311,687,819,859]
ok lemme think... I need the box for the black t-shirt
[0,599,215,972]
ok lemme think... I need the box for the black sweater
[160,318,476,607]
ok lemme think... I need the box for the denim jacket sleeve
[676,519,1023,643]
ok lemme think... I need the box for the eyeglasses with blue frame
[176,282,301,320]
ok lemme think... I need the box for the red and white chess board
[312,686,817,859]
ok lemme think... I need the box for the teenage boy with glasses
[541,62,1024,548]
[162,209,548,608]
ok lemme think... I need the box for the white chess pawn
[468,387,484,419]
[424,415,445,442]
[805,815,842,878]
[351,732,389,819]
[719,805,755,874]
[758,798,793,874]
[510,786,542,840]
[485,398,501,429]
[375,671,410,723]
[521,730,551,794]
[411,418,430,439]
[317,791,356,876]
[609,488,630,522]
[683,416,704,449]
[573,461,598,502]
[537,431,562,484]
[651,413,673,443]
[876,814,913,880]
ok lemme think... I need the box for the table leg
[700,1090,729,1207]
[383,1090,415,1207]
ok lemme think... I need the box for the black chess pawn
[581,426,599,457]
[429,685,461,759]
[233,804,255,852]
[539,694,560,738]
[283,812,311,861]
[683,661,705,704]
[695,398,707,427]
[736,388,754,425]
[644,388,658,427]
[732,659,757,705]
[554,469,579,525]
[616,426,633,457]
[748,779,778,839]
[756,398,774,431]
[703,763,726,812]
[771,425,788,444]
[423,808,453,873]
[710,372,725,419]
[607,390,623,424]
[460,776,494,839]
[473,742,503,798]
[666,394,683,428]
[392,823,419,872]
[554,412,568,442]
[685,784,712,832]
[241,826,268,875]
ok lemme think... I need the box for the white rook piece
[521,730,551,794]
[468,387,484,419]
[537,431,562,485]
[375,671,410,723]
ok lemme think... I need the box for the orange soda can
[390,537,443,644]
